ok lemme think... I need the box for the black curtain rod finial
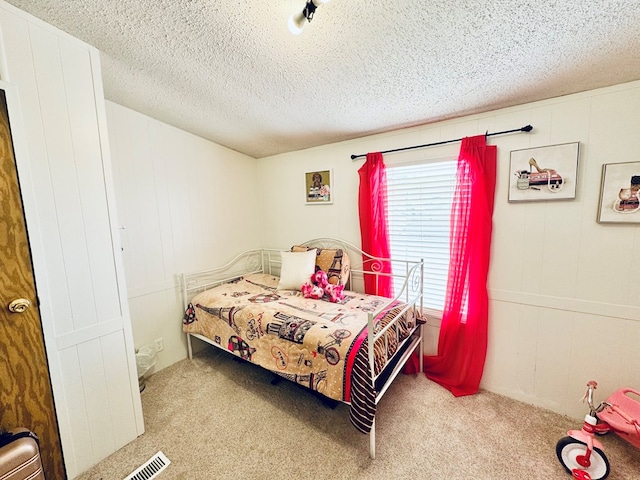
[522,125,533,132]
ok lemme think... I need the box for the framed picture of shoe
[508,142,580,202]
[597,161,640,223]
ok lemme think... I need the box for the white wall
[106,102,261,371]
[257,81,640,420]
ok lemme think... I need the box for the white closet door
[0,2,143,478]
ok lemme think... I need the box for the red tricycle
[556,380,640,480]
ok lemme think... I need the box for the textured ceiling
[6,1,640,158]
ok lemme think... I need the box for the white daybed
[181,238,424,458]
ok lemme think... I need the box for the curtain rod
[350,124,533,160]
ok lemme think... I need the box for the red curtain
[358,152,393,297]
[407,135,496,396]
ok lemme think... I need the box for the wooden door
[0,89,65,478]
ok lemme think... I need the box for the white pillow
[277,249,317,290]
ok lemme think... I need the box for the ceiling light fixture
[288,0,330,35]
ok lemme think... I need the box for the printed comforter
[182,273,416,433]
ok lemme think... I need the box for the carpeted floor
[75,348,640,479]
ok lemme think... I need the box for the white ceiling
[6,1,640,158]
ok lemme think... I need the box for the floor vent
[123,451,170,480]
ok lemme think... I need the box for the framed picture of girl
[305,169,333,204]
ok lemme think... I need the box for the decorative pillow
[291,245,351,286]
[277,249,317,290]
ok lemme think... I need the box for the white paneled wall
[105,76,639,425]
[0,2,143,478]
[257,81,640,420]
[106,102,261,371]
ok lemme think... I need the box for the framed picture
[508,142,580,202]
[305,169,333,204]
[597,161,640,224]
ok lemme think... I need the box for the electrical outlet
[154,338,164,352]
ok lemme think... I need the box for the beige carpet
[76,348,640,479]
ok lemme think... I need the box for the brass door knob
[8,298,31,313]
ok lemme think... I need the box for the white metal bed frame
[181,238,424,458]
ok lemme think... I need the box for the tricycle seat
[598,387,640,449]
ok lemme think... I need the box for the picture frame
[508,142,580,202]
[597,161,640,224]
[305,169,333,205]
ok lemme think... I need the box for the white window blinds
[387,159,457,311]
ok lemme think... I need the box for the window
[387,159,457,311]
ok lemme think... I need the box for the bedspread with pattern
[182,273,416,432]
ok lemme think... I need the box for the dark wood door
[0,89,65,478]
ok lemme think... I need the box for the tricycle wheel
[556,436,610,480]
